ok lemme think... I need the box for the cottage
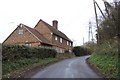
[3,19,73,53]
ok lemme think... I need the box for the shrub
[64,50,69,53]
[72,46,90,56]
[2,45,57,62]
[89,40,118,78]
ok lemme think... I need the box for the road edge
[86,57,118,80]
[24,57,75,78]
[86,57,105,78]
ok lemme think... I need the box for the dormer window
[55,36,57,40]
[18,30,23,35]
[60,38,62,43]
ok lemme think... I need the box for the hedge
[72,46,90,56]
[2,45,57,62]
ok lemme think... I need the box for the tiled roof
[21,24,51,45]
[38,19,72,42]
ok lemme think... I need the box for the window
[60,38,62,43]
[55,47,59,53]
[70,42,71,46]
[25,43,31,47]
[67,41,69,45]
[60,49,63,53]
[18,30,23,35]
[69,49,72,53]
[55,36,57,40]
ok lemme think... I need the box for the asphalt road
[31,55,101,78]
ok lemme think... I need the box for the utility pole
[103,0,112,18]
[93,0,107,44]
[93,0,100,44]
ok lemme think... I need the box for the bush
[89,40,118,78]
[72,46,90,56]
[89,53,118,78]
[64,50,69,53]
[2,45,57,62]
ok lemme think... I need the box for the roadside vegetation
[85,1,120,78]
[86,41,118,78]
[2,45,75,78]
[72,46,91,57]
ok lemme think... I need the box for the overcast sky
[0,0,113,46]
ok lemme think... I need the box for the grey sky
[0,0,113,46]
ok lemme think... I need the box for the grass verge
[89,53,118,78]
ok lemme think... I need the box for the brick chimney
[52,20,58,29]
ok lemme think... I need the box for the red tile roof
[21,24,51,45]
[36,19,72,42]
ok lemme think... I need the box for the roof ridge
[34,19,52,29]
[21,24,50,44]
[34,19,72,42]
[34,19,59,30]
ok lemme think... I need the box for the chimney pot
[52,20,58,29]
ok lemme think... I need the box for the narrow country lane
[30,55,101,78]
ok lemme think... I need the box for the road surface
[31,55,101,78]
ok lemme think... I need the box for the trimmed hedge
[72,46,90,56]
[2,45,57,62]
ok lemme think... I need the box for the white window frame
[67,41,69,45]
[25,43,31,47]
[55,36,57,40]
[60,38,62,43]
[69,42,71,46]
[55,47,59,53]
[18,30,23,35]
[60,48,62,53]
[69,49,72,53]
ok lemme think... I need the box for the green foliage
[2,50,74,78]
[89,53,118,78]
[2,45,57,62]
[2,45,75,77]
[89,41,118,78]
[94,40,118,56]
[84,41,97,54]
[57,53,75,59]
[2,58,58,77]
[64,50,69,53]
[2,44,57,76]
[3,58,39,75]
[88,1,119,78]
[99,18,117,41]
[97,2,120,43]
[72,46,90,56]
